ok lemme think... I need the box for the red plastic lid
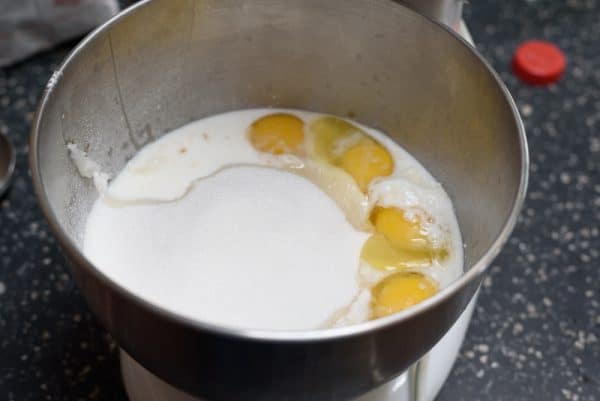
[513,40,566,85]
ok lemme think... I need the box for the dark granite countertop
[0,1,598,400]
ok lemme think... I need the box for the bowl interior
[35,0,524,318]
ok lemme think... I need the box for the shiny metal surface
[29,1,528,400]
[396,0,463,28]
[0,132,15,198]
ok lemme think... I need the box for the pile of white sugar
[84,166,368,330]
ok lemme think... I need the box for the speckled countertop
[0,1,598,400]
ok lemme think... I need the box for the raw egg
[308,116,394,192]
[370,272,438,319]
[248,113,304,155]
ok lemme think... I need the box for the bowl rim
[29,0,529,343]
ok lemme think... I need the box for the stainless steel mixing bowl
[29,1,528,400]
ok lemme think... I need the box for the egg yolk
[339,142,394,192]
[370,272,438,318]
[249,113,304,155]
[309,116,393,191]
[309,116,365,162]
[361,207,448,272]
[370,207,430,251]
